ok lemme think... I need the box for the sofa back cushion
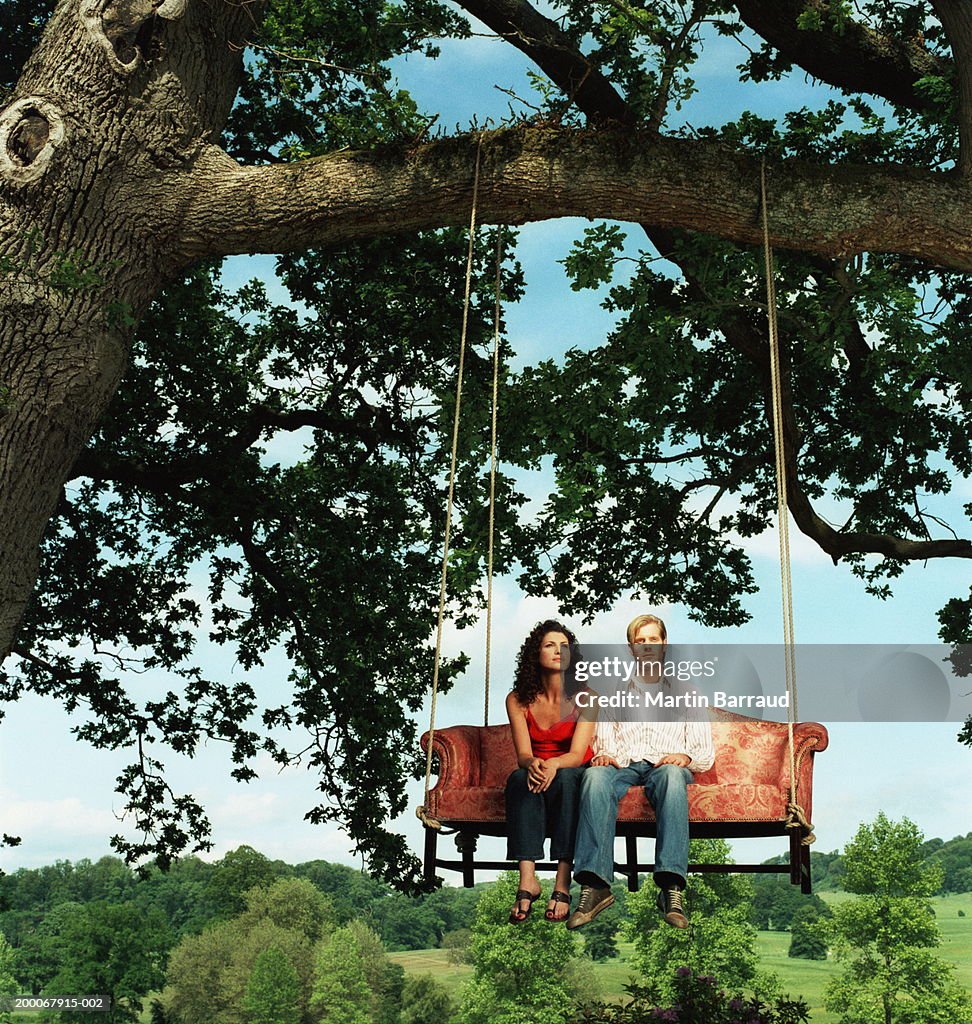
[694,718,790,786]
[472,714,790,788]
[478,725,520,788]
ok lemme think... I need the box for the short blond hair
[626,613,667,645]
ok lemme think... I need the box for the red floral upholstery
[421,713,828,826]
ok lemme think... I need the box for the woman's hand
[591,754,621,768]
[526,757,546,791]
[527,758,557,792]
[531,760,558,793]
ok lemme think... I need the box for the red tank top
[526,704,594,763]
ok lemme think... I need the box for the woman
[505,619,595,923]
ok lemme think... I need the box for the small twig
[494,84,543,114]
[694,484,728,528]
[231,40,385,78]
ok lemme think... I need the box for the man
[565,613,714,930]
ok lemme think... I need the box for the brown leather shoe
[657,885,689,928]
[565,885,614,929]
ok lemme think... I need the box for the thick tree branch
[734,0,951,115]
[234,517,332,692]
[69,403,426,487]
[930,0,972,174]
[784,478,972,562]
[453,0,972,567]
[459,0,634,125]
[180,132,972,272]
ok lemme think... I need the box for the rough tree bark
[733,0,950,113]
[0,0,252,662]
[1,0,971,663]
[931,0,972,174]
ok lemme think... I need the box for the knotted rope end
[416,805,443,831]
[785,801,816,846]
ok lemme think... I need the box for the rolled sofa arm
[420,726,480,791]
[788,721,829,824]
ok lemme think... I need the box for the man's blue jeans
[572,762,692,889]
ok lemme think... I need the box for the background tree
[243,946,301,1024]
[163,919,237,1024]
[134,856,221,937]
[205,849,291,921]
[580,895,622,962]
[581,914,619,964]
[400,975,454,1024]
[234,878,333,946]
[3,0,972,885]
[370,895,441,953]
[751,873,831,930]
[578,968,811,1024]
[925,834,972,894]
[12,900,83,997]
[824,813,972,1024]
[164,877,328,1024]
[442,929,472,966]
[41,902,171,1023]
[626,840,779,1001]
[148,1001,169,1024]
[0,933,17,1024]
[453,873,595,1024]
[290,863,389,928]
[343,920,405,1024]
[220,921,317,1024]
[788,905,828,961]
[309,926,372,1024]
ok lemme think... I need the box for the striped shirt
[592,679,715,773]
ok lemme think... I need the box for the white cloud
[731,517,835,568]
[211,791,282,827]
[0,797,117,836]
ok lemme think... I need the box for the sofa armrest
[420,726,479,790]
[791,721,829,755]
[786,722,829,823]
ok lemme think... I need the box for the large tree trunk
[0,0,250,658]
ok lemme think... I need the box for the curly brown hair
[512,619,579,706]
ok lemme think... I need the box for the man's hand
[590,754,621,768]
[655,753,691,767]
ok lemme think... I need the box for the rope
[484,229,503,727]
[760,158,813,846]
[417,136,484,832]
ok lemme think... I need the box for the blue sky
[2,5,971,880]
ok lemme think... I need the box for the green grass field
[389,891,972,1021]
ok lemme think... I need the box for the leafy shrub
[575,969,810,1024]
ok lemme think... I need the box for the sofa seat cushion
[430,780,787,824]
[432,787,506,823]
[620,782,787,822]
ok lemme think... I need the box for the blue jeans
[572,762,692,888]
[505,765,587,863]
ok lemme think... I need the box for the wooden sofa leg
[455,831,478,888]
[800,840,812,894]
[625,836,639,892]
[424,827,438,885]
[789,828,802,887]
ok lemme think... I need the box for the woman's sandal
[545,890,571,921]
[508,888,541,923]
